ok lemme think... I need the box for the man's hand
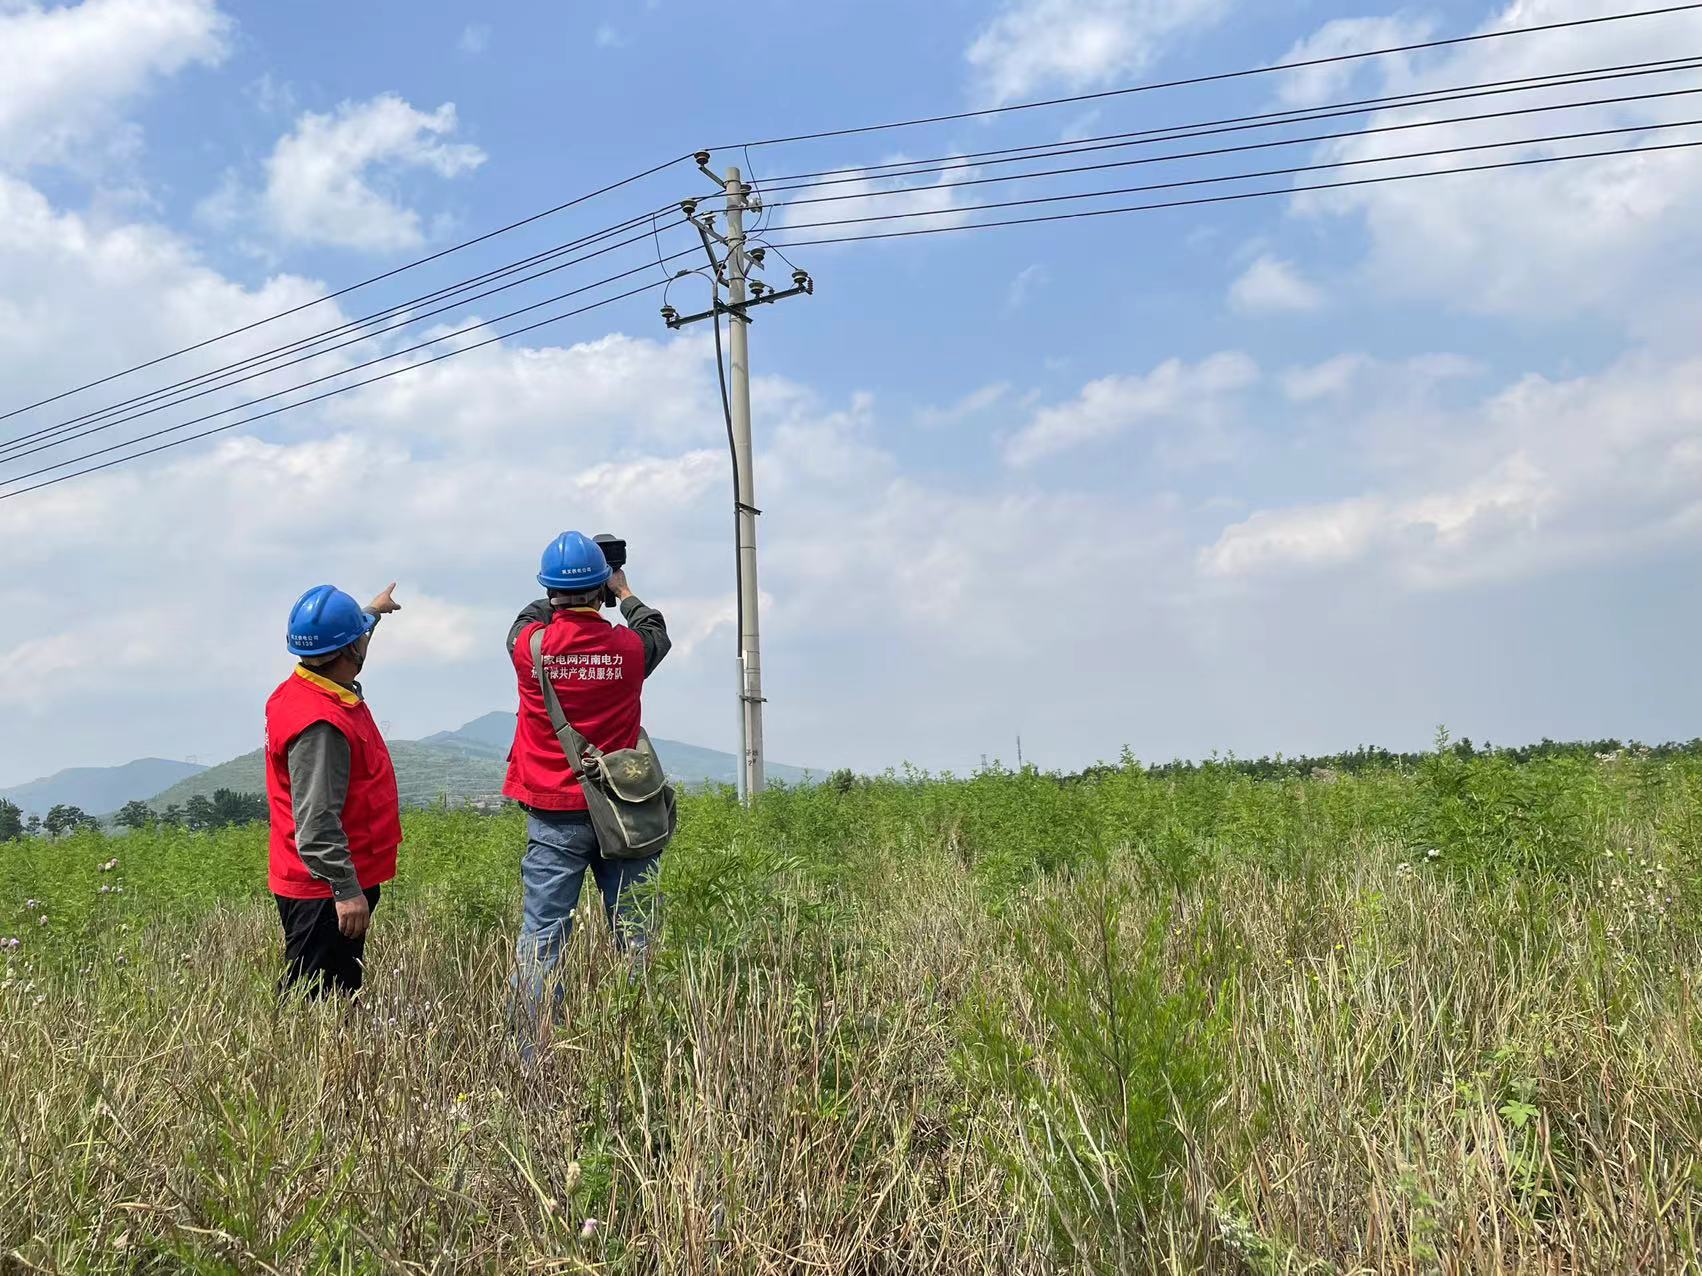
[607,569,634,602]
[335,893,371,939]
[367,582,403,615]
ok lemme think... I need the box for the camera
[593,534,627,607]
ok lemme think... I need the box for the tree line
[0,790,267,841]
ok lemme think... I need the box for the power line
[755,83,1702,216]
[716,3,1702,149]
[24,57,1691,460]
[0,153,692,425]
[0,253,698,485]
[0,212,691,459]
[763,135,1702,249]
[0,279,670,502]
[13,127,1688,495]
[764,120,1702,236]
[751,56,1702,192]
[0,221,696,464]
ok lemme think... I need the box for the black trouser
[275,885,381,998]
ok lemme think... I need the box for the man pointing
[265,582,404,998]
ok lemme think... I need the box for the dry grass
[2,787,1700,1273]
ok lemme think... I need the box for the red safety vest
[264,667,402,898]
[503,608,646,811]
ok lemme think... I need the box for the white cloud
[773,155,973,242]
[458,23,490,54]
[1288,0,1702,330]
[1005,263,1051,311]
[917,382,1011,430]
[255,94,486,252]
[1003,352,1257,466]
[373,591,500,666]
[1269,15,1434,109]
[1228,254,1324,314]
[966,0,1228,105]
[1203,351,1702,586]
[0,0,229,170]
[594,23,622,48]
[1281,351,1479,404]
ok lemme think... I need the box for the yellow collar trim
[294,665,362,706]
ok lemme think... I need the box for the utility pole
[723,167,765,801]
[662,153,814,803]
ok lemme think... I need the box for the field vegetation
[2,736,1700,1273]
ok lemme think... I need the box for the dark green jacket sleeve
[620,596,671,677]
[286,722,362,901]
[506,599,553,657]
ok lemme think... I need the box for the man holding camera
[503,531,670,1031]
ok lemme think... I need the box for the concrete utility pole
[723,167,765,801]
[662,154,814,803]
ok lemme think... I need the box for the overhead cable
[715,4,1702,148]
[0,255,696,485]
[0,280,670,502]
[750,56,1702,192]
[1,222,695,463]
[0,154,692,424]
[762,135,1702,249]
[755,84,1702,215]
[0,213,691,458]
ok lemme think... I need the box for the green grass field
[3,745,1700,1273]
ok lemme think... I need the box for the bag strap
[529,627,600,778]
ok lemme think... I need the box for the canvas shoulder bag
[530,628,677,859]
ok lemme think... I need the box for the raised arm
[609,570,671,676]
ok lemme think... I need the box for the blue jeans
[511,808,661,1031]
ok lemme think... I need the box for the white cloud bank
[0,0,229,170]
[1229,255,1324,315]
[203,94,487,252]
[1003,352,1257,466]
[1204,352,1702,588]
[966,0,1228,104]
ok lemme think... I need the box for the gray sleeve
[506,599,554,656]
[620,596,671,676]
[286,722,361,901]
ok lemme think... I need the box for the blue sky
[2,0,1701,785]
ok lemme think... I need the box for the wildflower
[98,885,111,895]
[578,1218,600,1243]
[24,899,37,910]
[1425,848,1440,861]
[38,915,48,926]
[564,1161,583,1192]
[115,954,128,967]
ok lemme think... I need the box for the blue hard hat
[537,531,611,592]
[286,585,376,657]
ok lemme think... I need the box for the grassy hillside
[424,711,821,786]
[145,742,507,811]
[3,751,1700,1270]
[145,713,819,812]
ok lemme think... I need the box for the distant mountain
[423,712,819,788]
[142,712,817,811]
[0,758,206,820]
